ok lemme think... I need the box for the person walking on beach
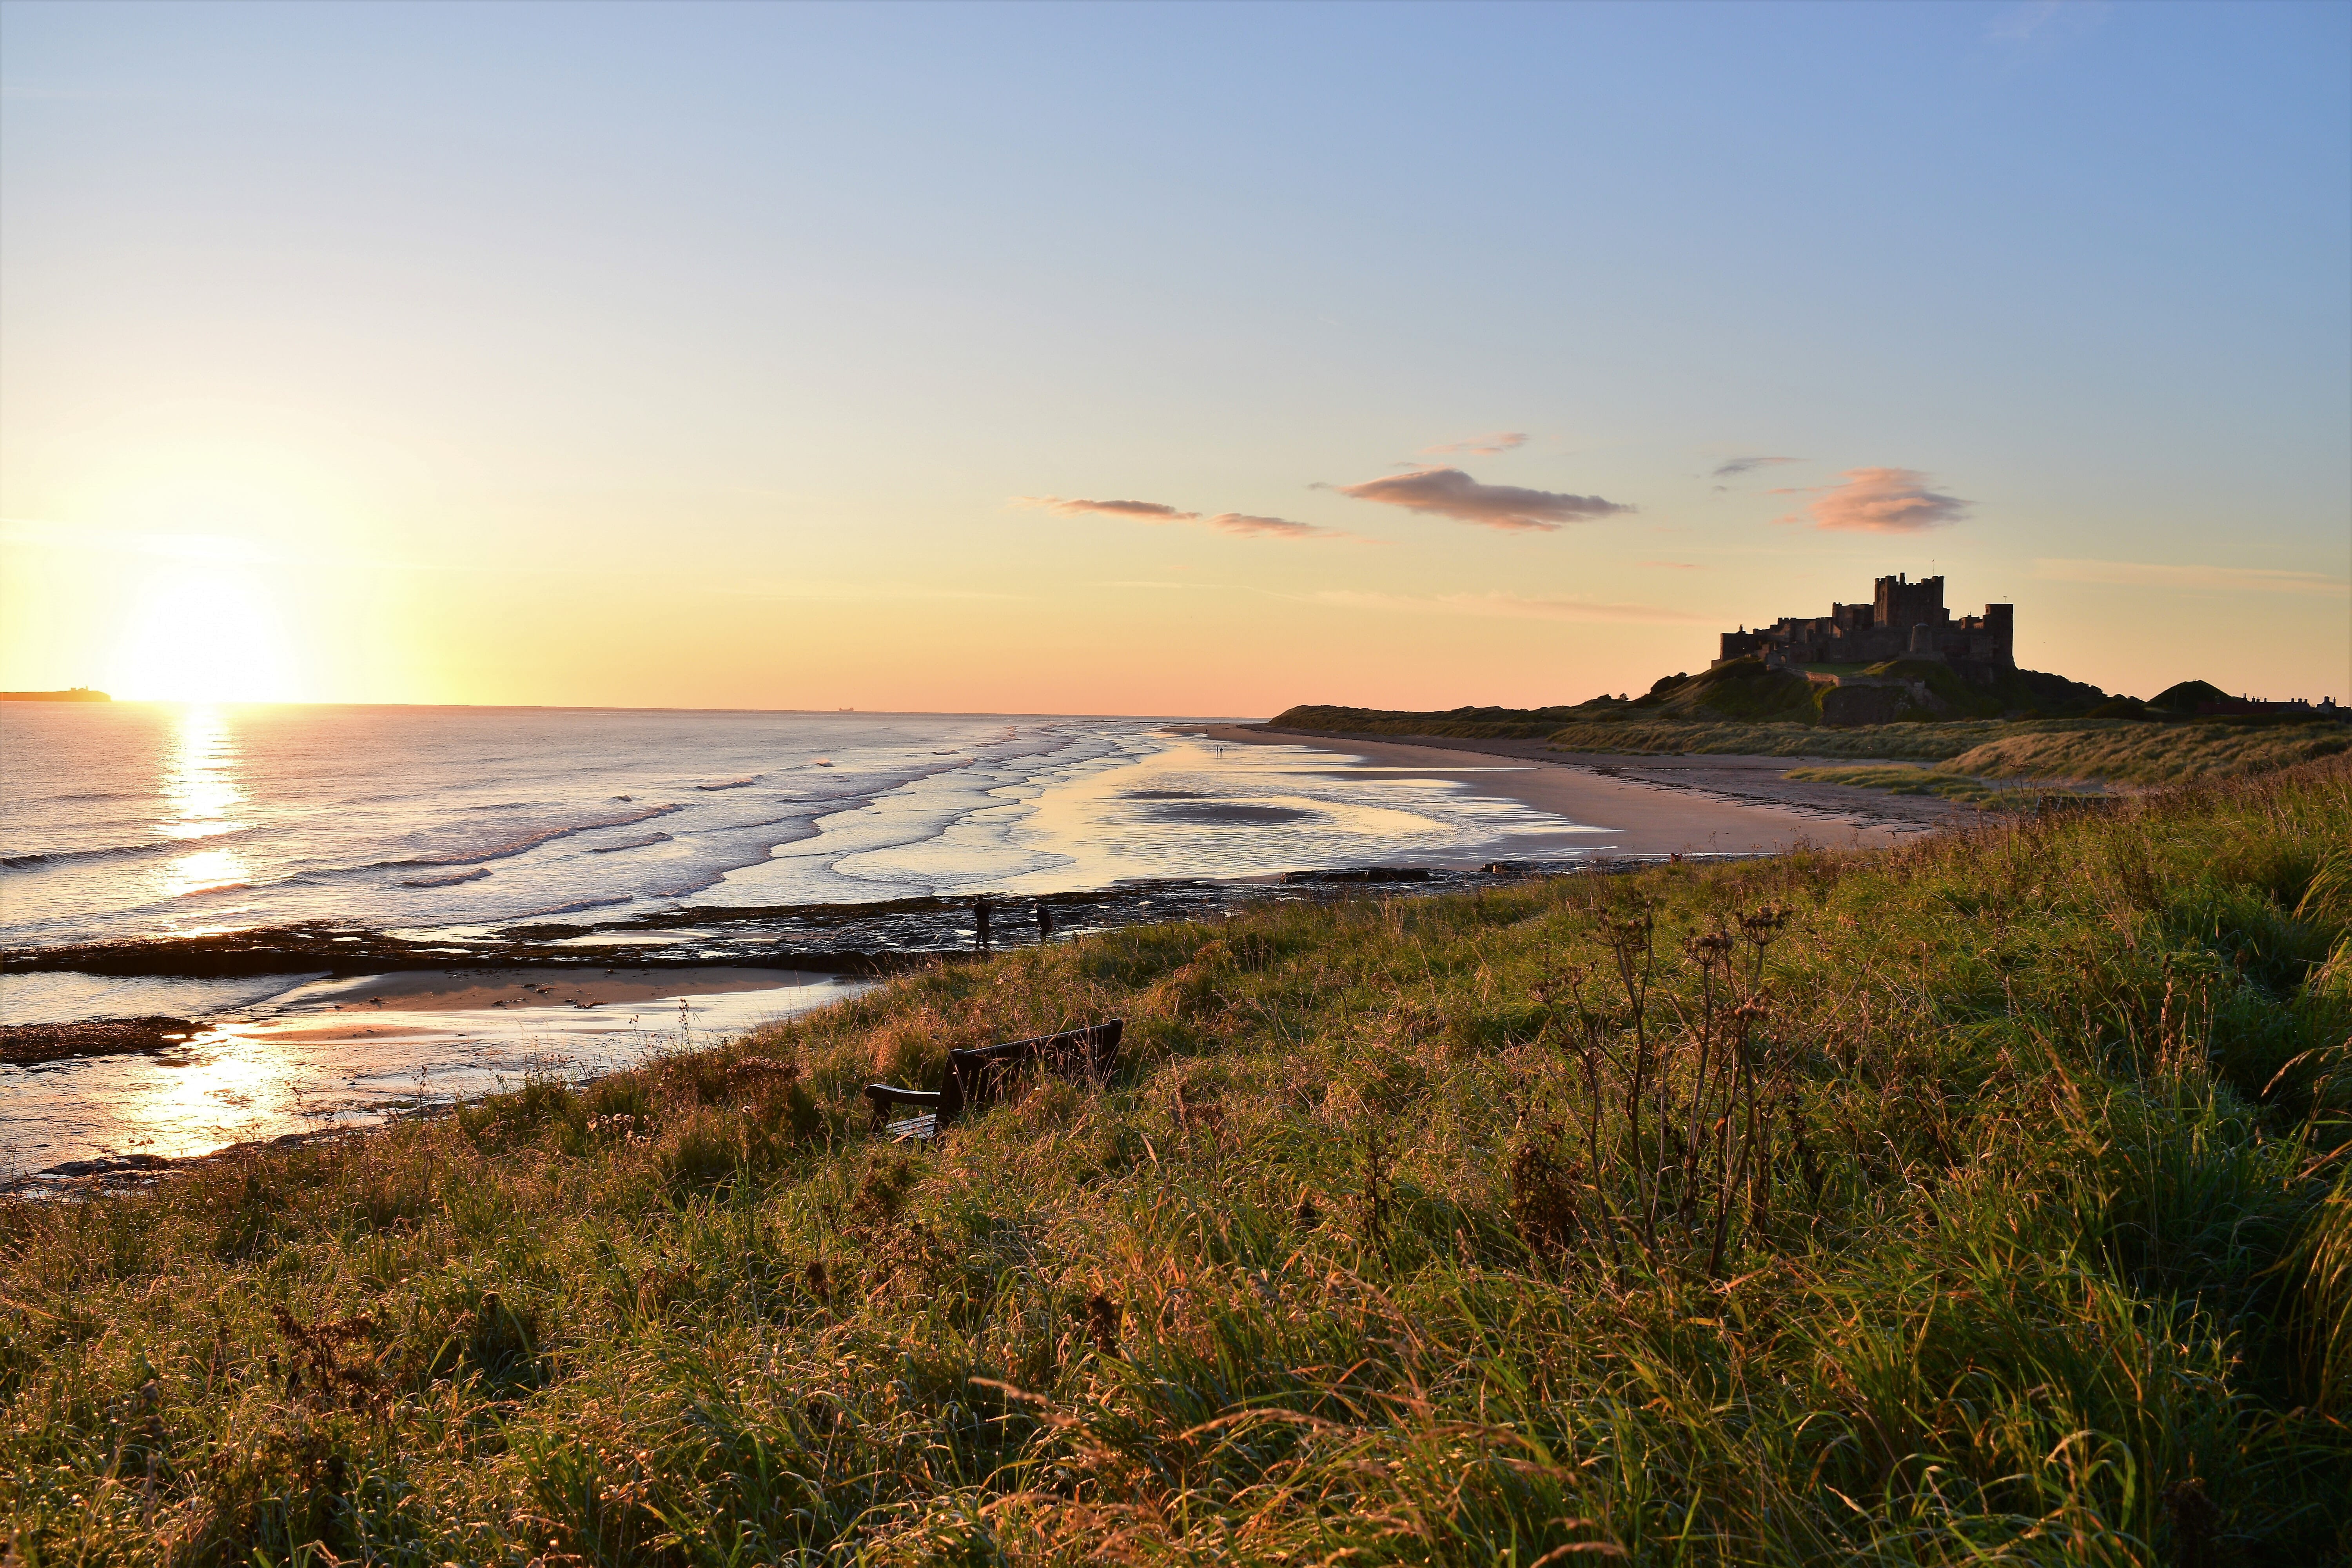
[1035,902,1054,944]
[973,895,992,951]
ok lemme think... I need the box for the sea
[2,703,1612,1175]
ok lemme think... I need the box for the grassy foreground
[6,767,2352,1565]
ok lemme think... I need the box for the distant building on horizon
[0,685,111,703]
[1714,573,2013,681]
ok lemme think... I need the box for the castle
[1714,573,2013,680]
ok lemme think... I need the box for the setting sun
[111,561,301,703]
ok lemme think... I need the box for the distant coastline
[0,687,109,702]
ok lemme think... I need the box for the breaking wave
[2,835,242,871]
[588,833,672,854]
[385,805,681,869]
[400,867,494,888]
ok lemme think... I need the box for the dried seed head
[1684,929,1735,965]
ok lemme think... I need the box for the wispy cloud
[1199,512,1328,540]
[2034,559,2350,597]
[1020,495,1339,541]
[1029,497,1191,522]
[1639,560,1702,570]
[1327,467,1632,532]
[1779,467,1969,533]
[1307,589,1706,625]
[1990,0,2109,45]
[1710,455,1799,479]
[1420,431,1529,457]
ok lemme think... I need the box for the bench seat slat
[884,1114,940,1143]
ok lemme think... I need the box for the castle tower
[1981,602,2014,668]
[1873,572,1945,630]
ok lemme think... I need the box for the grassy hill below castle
[1272,660,2348,786]
[4,762,2348,1562]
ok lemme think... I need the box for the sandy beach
[1194,724,1961,854]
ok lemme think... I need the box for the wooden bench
[862,1020,1123,1142]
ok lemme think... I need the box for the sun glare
[114,562,301,702]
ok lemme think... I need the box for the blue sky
[2,0,2345,709]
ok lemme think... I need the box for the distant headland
[0,688,110,702]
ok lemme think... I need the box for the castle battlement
[1714,573,2014,678]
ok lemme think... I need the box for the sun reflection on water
[158,705,252,898]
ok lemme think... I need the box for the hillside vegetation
[1947,722,2352,785]
[5,764,2351,1564]
[1779,764,2058,808]
[1274,653,2112,743]
[1274,693,2348,786]
[1546,717,2348,786]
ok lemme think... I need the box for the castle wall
[1714,578,2014,676]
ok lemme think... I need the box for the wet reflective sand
[2,972,862,1178]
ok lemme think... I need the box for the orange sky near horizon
[5,508,2342,714]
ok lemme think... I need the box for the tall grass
[3,764,2349,1564]
[1947,722,2350,784]
[1544,715,2348,781]
[1780,763,2065,806]
[1547,716,2006,760]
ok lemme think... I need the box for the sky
[1,0,2346,713]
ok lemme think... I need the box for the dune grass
[1547,715,2348,782]
[1779,763,2064,807]
[1948,722,2350,785]
[4,764,2351,1564]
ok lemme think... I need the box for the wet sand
[276,965,823,1018]
[1194,724,1959,853]
[2,970,866,1182]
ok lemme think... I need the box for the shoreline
[1192,723,1966,849]
[2,969,866,1185]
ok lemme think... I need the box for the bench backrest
[941,1019,1122,1120]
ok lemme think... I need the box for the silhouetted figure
[973,895,992,951]
[1035,902,1054,943]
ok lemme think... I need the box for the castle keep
[1715,573,2014,679]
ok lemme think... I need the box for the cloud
[1328,467,1632,532]
[1710,455,1799,479]
[1026,496,1191,522]
[1021,495,1338,541]
[1307,590,1706,625]
[1788,468,1969,533]
[1638,560,1702,570]
[1199,512,1325,540]
[1420,431,1529,457]
[2033,559,2349,597]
